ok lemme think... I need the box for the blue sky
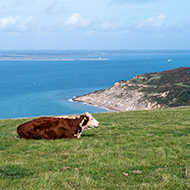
[0,0,189,50]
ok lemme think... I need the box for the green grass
[0,107,190,189]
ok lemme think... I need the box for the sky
[0,0,190,50]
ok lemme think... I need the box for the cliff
[73,67,190,111]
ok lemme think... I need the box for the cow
[17,112,100,140]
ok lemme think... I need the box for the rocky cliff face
[73,67,190,111]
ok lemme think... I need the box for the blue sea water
[0,50,190,119]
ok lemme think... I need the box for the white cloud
[41,14,168,34]
[137,15,168,30]
[146,15,167,27]
[65,13,91,28]
[0,15,35,33]
[0,16,24,29]
[102,21,116,30]
[65,13,82,25]
[1,13,188,38]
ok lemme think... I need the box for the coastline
[72,98,122,112]
[84,101,122,112]
[72,98,190,114]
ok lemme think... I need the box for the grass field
[0,107,190,189]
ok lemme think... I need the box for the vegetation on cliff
[73,67,190,111]
[137,67,190,107]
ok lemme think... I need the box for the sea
[0,50,190,119]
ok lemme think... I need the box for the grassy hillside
[139,67,190,107]
[0,107,190,189]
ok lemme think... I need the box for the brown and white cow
[17,112,100,140]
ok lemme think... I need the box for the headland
[73,67,190,111]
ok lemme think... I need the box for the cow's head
[80,112,100,131]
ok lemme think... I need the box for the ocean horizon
[0,50,190,119]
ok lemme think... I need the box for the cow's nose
[97,122,100,127]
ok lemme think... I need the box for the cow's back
[17,117,60,139]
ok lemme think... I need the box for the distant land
[0,50,110,61]
[1,49,190,61]
[73,67,190,111]
[0,57,107,61]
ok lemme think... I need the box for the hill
[0,107,190,189]
[73,67,190,111]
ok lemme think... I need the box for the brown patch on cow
[17,116,85,139]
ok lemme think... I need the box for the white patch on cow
[56,115,80,119]
[74,129,82,139]
[80,112,100,131]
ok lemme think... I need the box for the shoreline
[84,101,122,112]
[72,98,122,112]
[72,98,190,113]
